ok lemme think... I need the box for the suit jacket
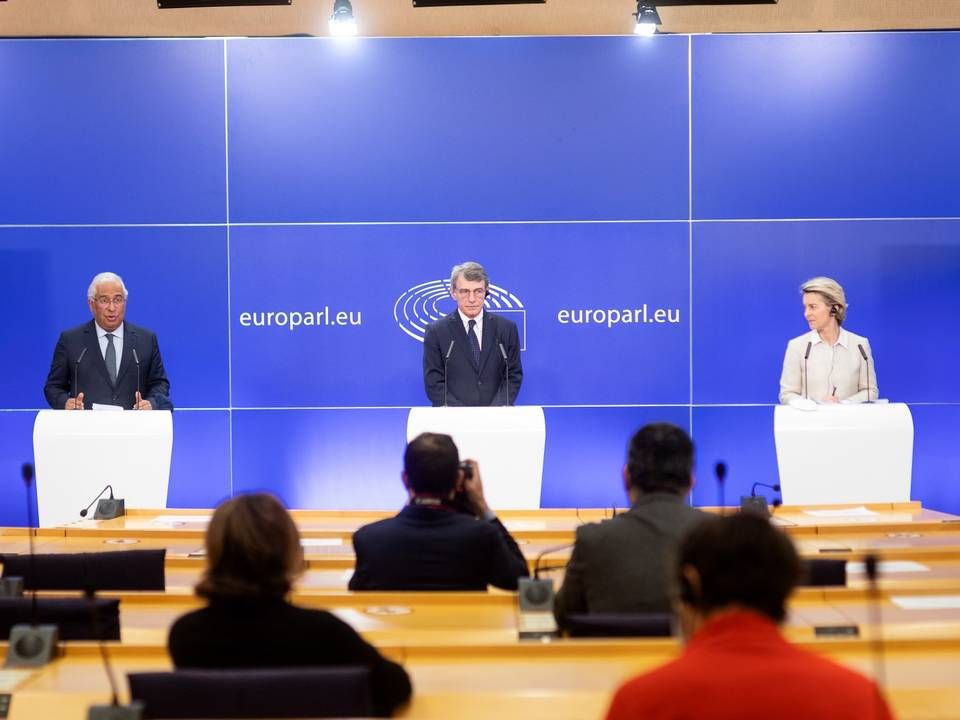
[348,504,529,591]
[553,492,708,627]
[606,611,894,720]
[168,597,411,717]
[422,310,522,406]
[43,320,172,410]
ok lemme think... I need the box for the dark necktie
[105,333,118,384]
[468,319,481,368]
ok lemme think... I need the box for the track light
[633,3,661,36]
[329,0,357,36]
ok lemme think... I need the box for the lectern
[406,407,546,509]
[32,410,173,527]
[774,403,913,505]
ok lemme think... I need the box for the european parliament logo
[393,280,527,348]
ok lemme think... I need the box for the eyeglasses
[94,295,126,307]
[454,288,486,299]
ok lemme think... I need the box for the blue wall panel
[226,36,690,223]
[230,222,689,407]
[0,413,39,526]
[0,40,226,225]
[693,33,960,220]
[0,227,229,410]
[167,411,232,508]
[692,220,960,405]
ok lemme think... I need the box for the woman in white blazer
[779,277,879,404]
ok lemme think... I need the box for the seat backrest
[0,597,120,640]
[128,667,373,719]
[563,612,674,638]
[0,549,166,591]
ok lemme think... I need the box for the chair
[0,549,165,591]
[0,597,120,640]
[563,612,674,638]
[801,558,847,587]
[127,667,373,719]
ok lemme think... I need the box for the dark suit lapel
[115,322,135,385]
[447,312,477,372]
[83,321,113,388]
[477,312,496,375]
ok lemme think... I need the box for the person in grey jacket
[553,422,708,628]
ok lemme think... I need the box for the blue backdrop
[1,32,957,523]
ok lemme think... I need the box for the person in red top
[605,513,895,720]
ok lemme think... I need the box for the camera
[459,461,473,480]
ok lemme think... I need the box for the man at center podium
[422,261,523,406]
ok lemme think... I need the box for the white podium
[32,410,173,528]
[774,403,913,505]
[406,407,546,509]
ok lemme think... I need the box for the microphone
[442,340,455,407]
[6,462,59,667]
[714,462,727,515]
[79,485,125,520]
[73,347,88,409]
[750,481,781,497]
[517,542,574,639]
[858,344,874,404]
[533,542,575,580]
[131,347,141,410]
[84,587,144,719]
[864,554,888,702]
[498,342,510,407]
[803,341,812,399]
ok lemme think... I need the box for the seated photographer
[348,432,529,591]
[168,493,411,717]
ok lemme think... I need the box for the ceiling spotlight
[329,0,357,36]
[633,4,662,36]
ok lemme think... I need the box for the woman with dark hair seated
[168,493,412,717]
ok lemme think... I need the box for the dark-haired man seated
[553,423,708,628]
[348,433,529,591]
[605,513,894,720]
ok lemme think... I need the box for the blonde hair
[801,277,847,326]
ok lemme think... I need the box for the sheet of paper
[846,561,929,574]
[150,515,211,525]
[92,403,124,411]
[804,506,878,518]
[891,595,960,610]
[0,669,35,692]
[300,538,343,547]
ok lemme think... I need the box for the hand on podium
[134,391,153,411]
[64,392,85,410]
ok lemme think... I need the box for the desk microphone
[518,542,574,621]
[498,342,510,407]
[74,347,88,408]
[131,347,141,410]
[864,554,889,718]
[5,463,59,667]
[858,344,873,404]
[79,485,125,520]
[714,462,727,515]
[85,586,143,719]
[803,341,812,399]
[442,340,455,407]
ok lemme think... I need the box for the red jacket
[606,611,894,720]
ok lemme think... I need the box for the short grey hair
[450,261,489,290]
[801,276,846,326]
[87,272,129,301]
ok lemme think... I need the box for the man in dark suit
[553,423,708,628]
[422,261,522,406]
[348,432,529,591]
[44,272,172,411]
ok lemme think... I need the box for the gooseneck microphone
[442,340,455,407]
[714,462,727,514]
[73,347,88,408]
[750,481,781,497]
[131,347,141,410]
[85,585,144,718]
[533,542,575,580]
[864,554,888,712]
[80,485,115,518]
[858,344,873,404]
[498,342,510,407]
[803,341,812,399]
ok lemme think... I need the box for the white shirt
[458,309,483,351]
[779,327,879,404]
[95,322,124,376]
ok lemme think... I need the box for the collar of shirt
[458,309,484,337]
[687,610,787,655]
[95,322,124,342]
[809,327,848,349]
